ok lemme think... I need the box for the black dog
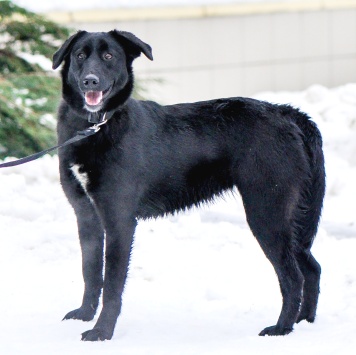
[52,30,325,341]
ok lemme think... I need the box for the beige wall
[47,2,356,104]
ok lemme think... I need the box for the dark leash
[0,112,108,169]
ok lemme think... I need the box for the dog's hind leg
[296,250,321,323]
[239,182,305,336]
[255,231,304,336]
[294,178,323,324]
[296,180,324,323]
[292,108,325,324]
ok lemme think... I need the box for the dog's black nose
[83,74,100,88]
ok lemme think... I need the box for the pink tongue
[85,91,103,106]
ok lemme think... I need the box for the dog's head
[52,30,153,114]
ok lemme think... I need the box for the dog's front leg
[81,210,137,341]
[63,197,105,322]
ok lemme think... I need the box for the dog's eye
[77,53,86,60]
[104,53,113,60]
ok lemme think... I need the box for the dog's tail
[292,108,325,250]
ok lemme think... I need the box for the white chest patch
[70,164,90,194]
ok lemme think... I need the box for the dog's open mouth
[84,86,112,108]
[85,91,103,106]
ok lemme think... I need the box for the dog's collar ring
[90,113,108,133]
[94,112,108,128]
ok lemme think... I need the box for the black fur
[53,30,325,341]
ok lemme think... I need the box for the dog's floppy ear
[52,30,88,70]
[110,30,153,61]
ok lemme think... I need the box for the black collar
[88,110,115,124]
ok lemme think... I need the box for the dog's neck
[87,110,116,124]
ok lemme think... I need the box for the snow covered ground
[1,84,356,354]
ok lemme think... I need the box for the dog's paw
[81,328,112,341]
[296,311,316,324]
[62,307,95,322]
[259,325,293,336]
